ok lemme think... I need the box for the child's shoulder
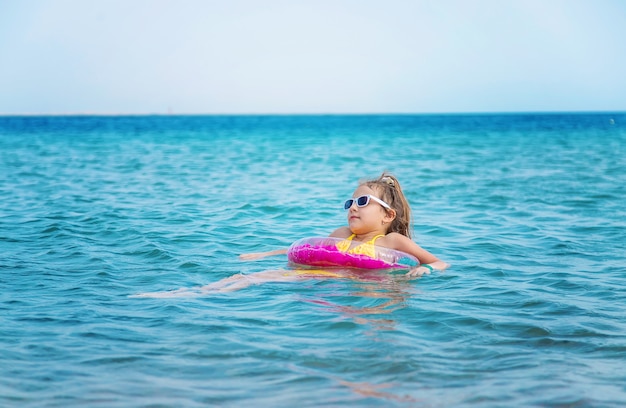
[329,226,352,238]
[381,232,413,246]
[384,232,409,240]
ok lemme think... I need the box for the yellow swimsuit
[335,234,385,257]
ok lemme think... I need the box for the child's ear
[384,209,396,223]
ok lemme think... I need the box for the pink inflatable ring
[287,237,419,270]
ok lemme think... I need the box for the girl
[133,173,448,297]
[240,173,449,277]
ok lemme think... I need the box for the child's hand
[406,265,432,278]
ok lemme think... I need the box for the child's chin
[348,225,365,234]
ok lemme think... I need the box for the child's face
[346,185,390,234]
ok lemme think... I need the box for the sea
[1,113,625,407]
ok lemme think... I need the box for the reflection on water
[298,275,415,334]
[338,379,418,404]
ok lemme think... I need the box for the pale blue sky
[1,0,625,115]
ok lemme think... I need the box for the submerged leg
[131,269,305,298]
[201,270,301,292]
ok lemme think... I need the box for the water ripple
[1,114,625,406]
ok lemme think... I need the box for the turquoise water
[1,113,625,406]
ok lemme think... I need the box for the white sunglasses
[344,195,391,210]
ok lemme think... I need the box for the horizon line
[1,109,625,117]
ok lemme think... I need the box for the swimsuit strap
[367,234,386,245]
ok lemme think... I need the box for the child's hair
[362,172,413,238]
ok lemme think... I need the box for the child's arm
[239,248,287,261]
[382,233,449,276]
